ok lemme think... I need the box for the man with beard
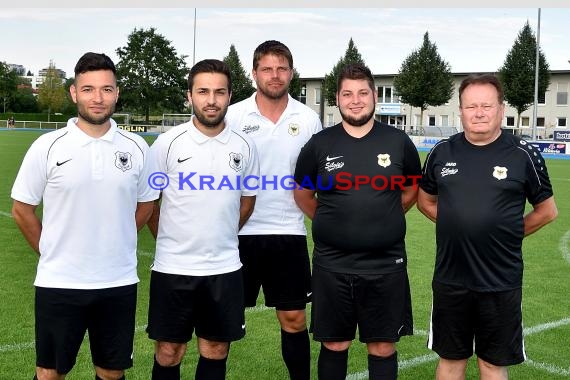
[293,63,421,380]
[225,40,321,380]
[11,52,158,380]
[146,59,259,380]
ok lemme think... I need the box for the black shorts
[35,284,137,374]
[146,269,245,343]
[428,281,525,366]
[310,267,413,343]
[238,235,311,310]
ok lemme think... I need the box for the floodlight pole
[193,8,197,66]
[532,8,541,141]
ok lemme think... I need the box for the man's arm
[239,195,256,230]
[294,187,317,220]
[136,201,155,231]
[12,200,41,255]
[524,196,558,236]
[401,185,419,213]
[147,198,161,239]
[417,189,438,223]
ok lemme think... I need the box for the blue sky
[1,8,569,79]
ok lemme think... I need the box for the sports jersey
[11,118,158,289]
[226,93,322,235]
[294,121,422,274]
[420,131,554,291]
[150,119,259,276]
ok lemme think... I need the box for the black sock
[317,344,348,380]
[281,329,310,380]
[195,355,227,380]
[152,355,181,380]
[368,352,398,380]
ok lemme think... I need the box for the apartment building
[300,70,570,138]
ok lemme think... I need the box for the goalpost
[161,113,193,132]
[112,113,131,125]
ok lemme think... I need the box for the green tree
[0,62,19,113]
[323,38,365,106]
[116,27,188,122]
[223,44,255,105]
[37,63,67,121]
[498,21,550,127]
[393,32,454,127]
[12,78,39,113]
[62,77,77,115]
[289,68,302,99]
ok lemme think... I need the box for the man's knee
[36,367,65,380]
[367,341,395,357]
[277,309,307,332]
[94,367,125,380]
[323,341,352,352]
[198,339,230,360]
[155,341,187,367]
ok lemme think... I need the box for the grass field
[0,129,569,380]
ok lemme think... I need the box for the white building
[300,70,570,139]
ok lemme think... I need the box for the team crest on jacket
[493,166,508,180]
[288,123,300,136]
[377,154,391,168]
[115,152,132,172]
[229,152,244,172]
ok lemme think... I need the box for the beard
[257,81,289,100]
[339,107,375,127]
[77,104,115,126]
[193,105,228,128]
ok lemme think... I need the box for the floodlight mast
[532,8,541,141]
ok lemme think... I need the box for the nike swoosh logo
[241,324,246,329]
[306,292,312,297]
[326,155,343,161]
[177,156,192,163]
[56,159,72,166]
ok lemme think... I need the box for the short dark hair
[459,74,504,105]
[74,52,116,79]
[253,40,293,70]
[188,59,232,93]
[337,63,375,93]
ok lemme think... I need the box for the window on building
[538,91,545,104]
[414,114,421,126]
[537,117,545,127]
[299,84,307,104]
[559,117,567,127]
[521,117,530,127]
[377,86,394,103]
[327,113,334,127]
[428,115,436,126]
[557,92,568,105]
[315,88,321,105]
[506,116,515,126]
[441,115,449,127]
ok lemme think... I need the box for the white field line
[137,250,155,258]
[346,353,439,380]
[525,358,570,376]
[346,317,570,380]
[0,210,13,218]
[550,178,570,181]
[0,341,34,353]
[523,317,570,335]
[559,230,570,264]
